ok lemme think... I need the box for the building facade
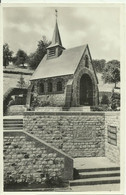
[27,19,99,108]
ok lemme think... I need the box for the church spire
[51,9,62,47]
[47,9,65,59]
[51,19,62,46]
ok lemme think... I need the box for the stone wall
[29,75,73,107]
[36,93,66,107]
[35,107,62,112]
[105,112,120,165]
[6,105,27,116]
[4,130,73,187]
[72,48,99,106]
[24,112,105,158]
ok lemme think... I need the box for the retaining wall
[4,130,73,187]
[24,112,106,158]
[105,112,120,165]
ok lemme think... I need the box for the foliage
[15,49,28,67]
[101,94,110,105]
[111,90,120,110]
[90,105,112,111]
[4,172,65,190]
[92,59,106,73]
[3,43,13,68]
[17,74,27,88]
[30,94,60,109]
[102,60,120,88]
[31,96,50,110]
[111,100,117,110]
[4,174,28,190]
[44,174,65,188]
[30,95,40,109]
[28,36,51,70]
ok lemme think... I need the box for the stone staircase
[70,166,120,187]
[3,116,23,130]
[3,116,120,190]
[63,106,90,112]
[69,106,90,112]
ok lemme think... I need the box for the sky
[3,5,120,61]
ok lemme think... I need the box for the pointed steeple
[51,20,62,46]
[47,10,65,59]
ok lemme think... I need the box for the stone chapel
[27,15,99,108]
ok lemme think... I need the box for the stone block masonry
[4,130,73,187]
[105,112,120,165]
[29,75,73,107]
[24,112,106,158]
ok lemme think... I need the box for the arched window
[48,82,53,92]
[85,55,89,68]
[57,81,62,92]
[39,83,44,94]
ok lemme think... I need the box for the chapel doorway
[80,74,93,106]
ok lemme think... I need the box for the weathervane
[55,9,58,20]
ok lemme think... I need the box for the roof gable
[76,45,98,83]
[74,45,98,83]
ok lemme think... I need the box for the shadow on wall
[3,88,27,115]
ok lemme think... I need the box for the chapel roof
[30,44,87,80]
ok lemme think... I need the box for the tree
[28,36,51,70]
[102,60,120,88]
[92,59,106,73]
[3,43,13,68]
[15,49,28,67]
[17,74,27,88]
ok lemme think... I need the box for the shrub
[111,91,120,110]
[44,174,65,188]
[101,94,110,105]
[91,105,112,111]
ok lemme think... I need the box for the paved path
[74,157,119,169]
[70,183,120,192]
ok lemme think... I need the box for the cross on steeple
[55,9,58,19]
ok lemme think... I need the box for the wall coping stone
[104,112,120,116]
[24,111,108,116]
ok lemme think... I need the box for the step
[78,167,120,173]
[3,123,23,126]
[69,176,120,186]
[3,119,23,122]
[62,107,69,111]
[4,127,23,130]
[3,116,23,119]
[4,121,23,123]
[69,107,90,112]
[4,124,23,127]
[79,170,120,179]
